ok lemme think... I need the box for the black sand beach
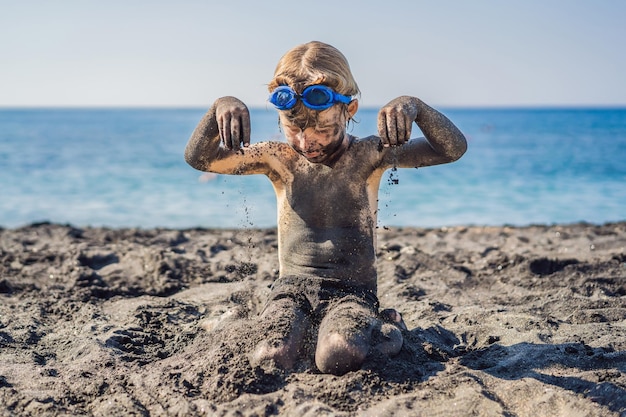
[1,222,625,416]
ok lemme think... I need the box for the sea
[1,107,624,230]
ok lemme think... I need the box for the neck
[321,133,351,166]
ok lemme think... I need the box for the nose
[295,131,310,149]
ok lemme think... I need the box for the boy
[185,41,467,375]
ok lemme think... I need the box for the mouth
[303,150,321,158]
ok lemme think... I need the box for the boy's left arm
[377,96,467,168]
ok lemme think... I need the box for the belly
[278,224,377,288]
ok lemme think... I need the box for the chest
[282,158,379,225]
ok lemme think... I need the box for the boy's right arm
[185,97,270,175]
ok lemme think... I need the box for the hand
[214,96,251,150]
[377,96,419,147]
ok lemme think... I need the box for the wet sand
[1,222,625,416]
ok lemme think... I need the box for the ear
[347,99,359,117]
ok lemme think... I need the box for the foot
[379,308,407,331]
[372,308,406,356]
[374,323,404,356]
[315,332,369,376]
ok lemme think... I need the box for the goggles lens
[305,86,333,106]
[271,87,297,110]
[269,85,351,110]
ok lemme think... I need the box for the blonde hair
[268,41,360,129]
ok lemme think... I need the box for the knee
[315,332,369,376]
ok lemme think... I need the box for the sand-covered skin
[1,222,625,416]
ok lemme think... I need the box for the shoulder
[346,135,386,168]
[347,135,384,158]
[246,141,300,179]
[351,135,382,148]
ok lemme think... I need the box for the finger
[386,111,399,147]
[230,113,241,151]
[401,116,413,144]
[396,115,408,145]
[242,112,251,147]
[394,113,405,146]
[220,114,232,149]
[217,114,224,142]
[377,112,390,147]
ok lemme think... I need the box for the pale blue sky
[1,0,625,108]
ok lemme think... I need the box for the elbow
[445,130,467,162]
[437,135,467,164]
[184,147,196,168]
[184,146,205,171]
[451,135,468,162]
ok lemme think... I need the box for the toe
[379,308,407,331]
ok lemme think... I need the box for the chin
[305,155,325,163]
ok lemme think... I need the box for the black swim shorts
[262,275,380,319]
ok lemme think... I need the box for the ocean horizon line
[2,104,626,111]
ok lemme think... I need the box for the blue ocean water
[1,107,624,229]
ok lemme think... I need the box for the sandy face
[279,106,350,164]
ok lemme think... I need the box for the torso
[268,136,386,291]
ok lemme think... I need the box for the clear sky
[1,0,625,108]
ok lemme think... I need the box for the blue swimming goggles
[269,85,352,111]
